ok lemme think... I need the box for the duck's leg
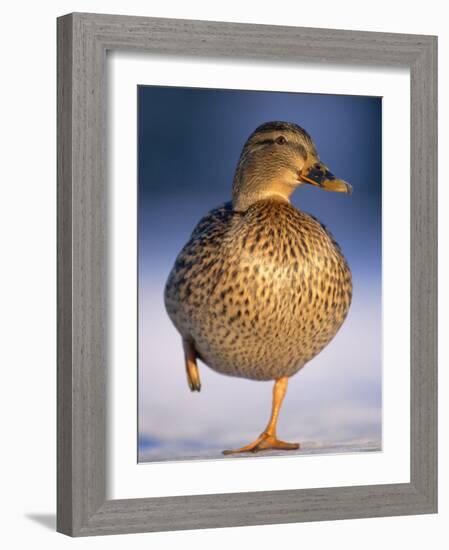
[183,338,201,392]
[223,376,299,454]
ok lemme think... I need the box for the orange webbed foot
[223,432,300,455]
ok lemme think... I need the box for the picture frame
[57,12,437,536]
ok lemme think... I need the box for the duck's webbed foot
[222,376,300,455]
[183,338,201,392]
[223,432,299,455]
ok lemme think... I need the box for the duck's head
[232,121,352,212]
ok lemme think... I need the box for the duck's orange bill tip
[300,175,352,195]
[324,179,353,195]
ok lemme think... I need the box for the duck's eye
[275,136,287,145]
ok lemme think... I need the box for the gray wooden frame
[57,12,438,537]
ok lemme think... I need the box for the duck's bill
[300,165,352,195]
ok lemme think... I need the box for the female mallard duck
[164,121,352,454]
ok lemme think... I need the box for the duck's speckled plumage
[164,197,352,381]
[163,120,353,453]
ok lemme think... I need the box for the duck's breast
[165,199,352,381]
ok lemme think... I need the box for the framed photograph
[137,85,381,464]
[57,13,437,536]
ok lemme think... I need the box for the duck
[164,121,353,454]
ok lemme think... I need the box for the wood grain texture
[57,12,438,536]
[57,13,74,536]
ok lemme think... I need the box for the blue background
[138,85,382,462]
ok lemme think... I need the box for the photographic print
[138,85,382,462]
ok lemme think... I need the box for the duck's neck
[232,171,293,212]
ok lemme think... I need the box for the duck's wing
[172,201,235,275]
[170,201,236,279]
[164,202,235,389]
[189,201,235,241]
[164,201,235,327]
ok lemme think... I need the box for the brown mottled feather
[164,197,352,381]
